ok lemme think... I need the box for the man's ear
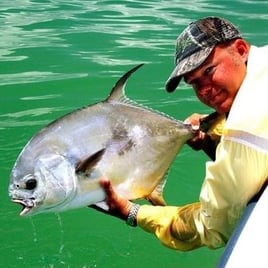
[234,39,250,63]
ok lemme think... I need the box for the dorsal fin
[105,64,144,103]
[75,149,105,174]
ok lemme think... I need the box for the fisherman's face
[184,39,249,114]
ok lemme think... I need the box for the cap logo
[175,34,194,64]
[176,36,192,54]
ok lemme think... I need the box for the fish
[8,64,197,217]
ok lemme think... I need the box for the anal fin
[146,176,167,206]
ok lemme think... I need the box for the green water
[1,1,267,267]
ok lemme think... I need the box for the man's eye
[204,66,214,76]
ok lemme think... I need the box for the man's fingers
[99,178,114,197]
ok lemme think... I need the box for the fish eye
[25,179,37,190]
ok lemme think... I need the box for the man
[93,16,268,250]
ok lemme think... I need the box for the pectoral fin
[76,149,105,175]
[146,175,167,206]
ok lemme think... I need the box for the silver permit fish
[9,64,194,216]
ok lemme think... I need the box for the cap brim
[165,75,182,93]
[165,46,214,92]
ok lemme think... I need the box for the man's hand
[184,113,207,151]
[90,178,133,221]
[184,113,219,160]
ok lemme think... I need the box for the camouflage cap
[165,17,242,92]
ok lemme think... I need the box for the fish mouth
[12,199,35,216]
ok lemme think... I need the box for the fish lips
[12,198,35,216]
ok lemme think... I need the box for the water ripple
[0,0,267,65]
[0,107,65,118]
[0,72,88,86]
[21,94,62,101]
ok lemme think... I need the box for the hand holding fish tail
[184,113,208,151]
[184,113,222,161]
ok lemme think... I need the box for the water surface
[1,1,267,267]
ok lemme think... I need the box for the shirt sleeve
[137,138,268,250]
[137,203,202,251]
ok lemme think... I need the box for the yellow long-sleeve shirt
[136,45,268,250]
